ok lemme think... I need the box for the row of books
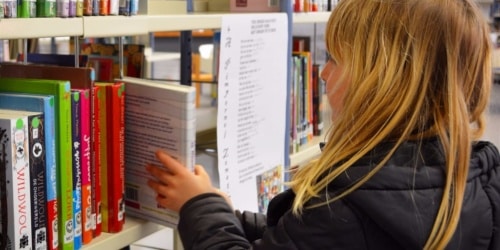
[0,62,196,250]
[1,0,139,18]
[294,0,338,12]
[290,36,325,154]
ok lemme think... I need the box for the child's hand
[146,150,217,212]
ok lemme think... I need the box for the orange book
[96,82,125,233]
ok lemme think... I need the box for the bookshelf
[0,11,330,250]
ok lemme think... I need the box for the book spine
[44,97,59,250]
[97,84,109,233]
[71,91,83,250]
[129,0,137,15]
[1,117,32,249]
[28,113,49,250]
[4,0,18,17]
[36,0,56,17]
[56,0,69,17]
[29,0,36,17]
[82,0,91,15]
[79,89,93,245]
[108,0,117,15]
[75,0,82,15]
[91,86,102,237]
[91,0,97,15]
[118,0,129,15]
[58,84,74,250]
[102,83,125,233]
[98,0,107,15]
[69,0,76,16]
[18,0,30,17]
[312,64,323,136]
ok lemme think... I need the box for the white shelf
[81,217,165,250]
[0,18,83,39]
[82,16,149,38]
[0,12,330,40]
[293,12,330,23]
[148,14,223,32]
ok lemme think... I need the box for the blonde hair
[289,0,492,248]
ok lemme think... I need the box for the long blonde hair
[289,0,492,248]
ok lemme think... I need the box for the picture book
[0,77,74,250]
[0,92,59,250]
[0,109,47,250]
[122,76,196,228]
[96,82,125,233]
[76,88,93,244]
[37,0,56,17]
[0,112,32,250]
[71,90,83,250]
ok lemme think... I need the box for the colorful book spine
[36,0,56,17]
[312,64,323,136]
[97,82,125,233]
[4,0,17,17]
[108,0,117,15]
[129,0,137,15]
[69,0,76,16]
[0,93,59,250]
[98,0,106,15]
[71,91,83,250]
[0,113,32,250]
[92,85,102,238]
[26,112,48,250]
[56,0,69,17]
[17,0,30,17]
[79,89,93,245]
[82,0,91,15]
[0,78,74,250]
[91,0,97,15]
[118,0,129,15]
[75,0,82,15]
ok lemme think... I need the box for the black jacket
[177,140,500,249]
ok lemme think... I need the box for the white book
[0,112,32,250]
[121,76,196,228]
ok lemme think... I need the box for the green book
[36,0,57,17]
[0,77,74,250]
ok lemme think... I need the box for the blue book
[0,93,57,250]
[71,90,83,250]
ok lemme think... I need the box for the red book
[96,82,125,233]
[77,88,93,244]
[92,85,103,238]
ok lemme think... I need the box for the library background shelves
[0,10,332,250]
